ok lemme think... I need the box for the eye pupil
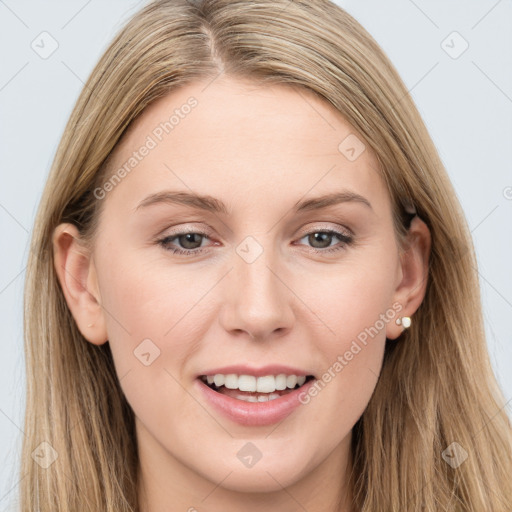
[309,232,332,248]
[179,233,203,249]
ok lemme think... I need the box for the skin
[53,76,430,512]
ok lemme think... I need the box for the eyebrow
[134,190,373,215]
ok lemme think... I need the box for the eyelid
[157,221,353,242]
[156,223,215,239]
[296,221,353,238]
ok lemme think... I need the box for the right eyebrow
[134,191,229,215]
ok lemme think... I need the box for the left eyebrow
[294,191,373,212]
[133,189,373,215]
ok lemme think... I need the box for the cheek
[94,251,206,433]
[296,252,397,415]
[93,244,198,378]
[96,242,211,337]
[303,250,398,348]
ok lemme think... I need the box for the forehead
[102,76,388,216]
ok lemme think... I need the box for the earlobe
[52,223,108,345]
[386,216,431,340]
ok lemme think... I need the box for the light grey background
[1,0,511,507]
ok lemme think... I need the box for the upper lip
[197,364,315,378]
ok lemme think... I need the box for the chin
[207,468,303,494]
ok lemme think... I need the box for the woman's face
[55,76,429,508]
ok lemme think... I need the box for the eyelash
[156,227,354,256]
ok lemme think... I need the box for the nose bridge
[222,234,293,339]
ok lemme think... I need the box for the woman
[21,0,512,510]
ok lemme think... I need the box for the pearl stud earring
[395,316,411,329]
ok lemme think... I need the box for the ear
[52,223,108,345]
[386,216,431,340]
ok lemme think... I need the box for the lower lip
[196,378,316,427]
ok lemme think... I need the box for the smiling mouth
[199,375,316,402]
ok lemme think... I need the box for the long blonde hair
[21,0,512,510]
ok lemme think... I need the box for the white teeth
[224,374,238,389]
[238,375,257,391]
[203,373,310,393]
[256,375,275,393]
[213,374,225,387]
[234,392,281,403]
[275,374,287,390]
[287,375,297,388]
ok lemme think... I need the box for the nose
[219,240,295,341]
